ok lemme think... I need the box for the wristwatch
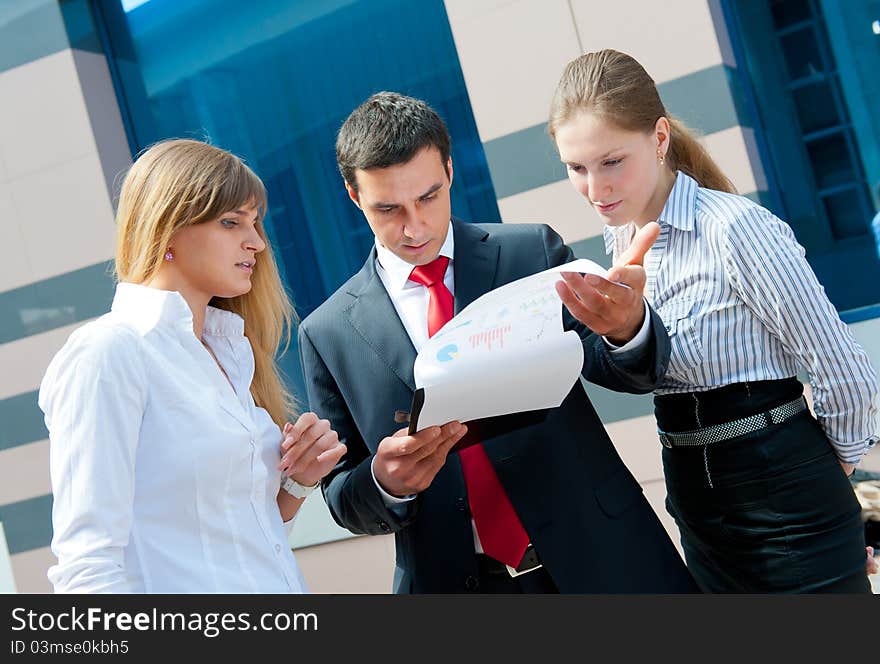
[280,476,320,499]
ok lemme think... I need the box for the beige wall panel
[0,188,32,292]
[642,478,684,559]
[707,0,737,68]
[606,414,665,484]
[9,151,115,287]
[0,145,8,182]
[444,0,522,25]
[71,50,133,201]
[11,546,53,594]
[498,178,604,244]
[0,321,92,400]
[290,490,360,549]
[851,318,880,378]
[569,0,725,83]
[445,0,581,142]
[0,440,50,505]
[295,534,394,594]
[0,50,96,181]
[702,126,766,194]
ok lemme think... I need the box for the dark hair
[336,91,451,193]
[549,49,736,194]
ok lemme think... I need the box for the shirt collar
[374,221,455,292]
[111,282,245,337]
[657,171,698,232]
[603,170,698,254]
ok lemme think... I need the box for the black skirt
[655,378,870,593]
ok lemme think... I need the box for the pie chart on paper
[437,344,459,362]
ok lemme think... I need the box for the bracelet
[281,476,319,499]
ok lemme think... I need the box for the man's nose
[401,207,423,237]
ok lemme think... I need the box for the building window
[724,0,880,314]
[90,0,500,391]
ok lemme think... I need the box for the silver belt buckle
[658,431,673,448]
[505,545,543,577]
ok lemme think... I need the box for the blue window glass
[791,80,839,134]
[722,0,880,313]
[90,0,499,393]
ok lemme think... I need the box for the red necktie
[409,256,530,568]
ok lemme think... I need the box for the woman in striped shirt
[549,49,878,592]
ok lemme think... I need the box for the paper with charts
[409,258,608,431]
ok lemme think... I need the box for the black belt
[477,544,543,577]
[657,396,808,448]
[654,377,803,431]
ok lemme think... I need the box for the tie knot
[409,255,449,287]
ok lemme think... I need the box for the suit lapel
[345,250,417,391]
[451,219,500,314]
[342,221,501,393]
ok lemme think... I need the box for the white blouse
[39,283,307,593]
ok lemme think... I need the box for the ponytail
[667,117,736,193]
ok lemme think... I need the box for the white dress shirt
[39,283,307,593]
[370,221,651,550]
[605,171,879,463]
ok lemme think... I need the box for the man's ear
[345,180,362,209]
[447,157,454,188]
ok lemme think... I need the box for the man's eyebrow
[418,183,443,199]
[370,183,443,208]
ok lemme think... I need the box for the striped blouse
[605,172,879,463]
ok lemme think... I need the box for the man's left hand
[555,222,660,345]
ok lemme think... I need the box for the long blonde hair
[549,49,736,194]
[114,138,296,427]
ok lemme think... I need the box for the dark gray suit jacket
[298,220,696,592]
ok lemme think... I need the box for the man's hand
[555,222,660,345]
[373,421,468,497]
[278,412,348,488]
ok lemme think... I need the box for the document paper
[409,258,607,431]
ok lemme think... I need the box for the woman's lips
[594,201,622,214]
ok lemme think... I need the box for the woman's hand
[555,222,660,345]
[278,412,347,488]
[867,546,878,576]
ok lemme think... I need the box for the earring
[164,251,173,261]
[658,149,665,165]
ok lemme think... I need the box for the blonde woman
[549,50,878,592]
[39,139,346,593]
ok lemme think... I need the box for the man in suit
[298,92,696,593]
